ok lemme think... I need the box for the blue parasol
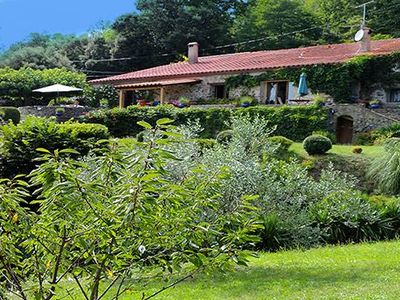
[298,73,309,97]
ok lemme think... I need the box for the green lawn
[290,143,384,158]
[117,241,400,300]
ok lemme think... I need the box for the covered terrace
[116,78,201,108]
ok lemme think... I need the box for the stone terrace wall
[332,104,397,132]
[19,106,93,122]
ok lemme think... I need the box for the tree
[0,120,258,299]
[0,67,88,106]
[111,0,240,70]
[369,0,400,38]
[232,0,323,52]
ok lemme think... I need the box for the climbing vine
[225,52,400,102]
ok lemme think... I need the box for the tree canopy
[0,0,398,77]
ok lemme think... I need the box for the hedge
[0,116,109,178]
[0,106,20,124]
[83,105,329,141]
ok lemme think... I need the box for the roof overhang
[115,78,201,90]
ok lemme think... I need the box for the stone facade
[155,73,304,103]
[19,106,93,122]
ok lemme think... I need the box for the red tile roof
[115,78,201,89]
[90,39,400,85]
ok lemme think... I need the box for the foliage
[0,120,259,300]
[0,67,89,106]
[232,0,323,52]
[310,191,393,244]
[0,106,20,124]
[82,84,119,108]
[226,53,400,102]
[0,116,109,178]
[267,136,294,158]
[1,0,399,77]
[368,138,400,195]
[312,130,336,144]
[216,130,233,144]
[110,241,400,299]
[303,135,332,155]
[84,105,328,141]
[352,147,363,154]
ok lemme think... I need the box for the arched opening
[336,115,354,144]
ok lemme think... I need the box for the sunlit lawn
[290,143,384,158]
[37,241,400,299]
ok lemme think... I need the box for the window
[213,84,227,99]
[390,89,400,102]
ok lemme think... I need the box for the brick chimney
[360,27,372,52]
[188,42,199,64]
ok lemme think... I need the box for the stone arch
[336,115,354,144]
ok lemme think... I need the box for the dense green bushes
[0,67,89,106]
[0,106,20,124]
[0,116,109,178]
[84,105,329,140]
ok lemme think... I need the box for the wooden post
[119,90,125,108]
[160,87,165,104]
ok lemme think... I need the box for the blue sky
[0,0,136,50]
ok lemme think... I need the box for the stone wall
[332,104,397,133]
[160,72,300,103]
[18,106,93,122]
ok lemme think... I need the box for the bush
[0,116,109,178]
[0,67,88,106]
[83,105,329,140]
[216,130,233,144]
[83,85,119,108]
[303,135,332,155]
[352,147,363,154]
[312,130,336,143]
[0,107,20,124]
[368,138,400,195]
[268,136,294,152]
[310,192,392,244]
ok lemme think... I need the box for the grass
[289,143,384,192]
[290,143,384,158]
[14,241,400,299]
[116,241,400,299]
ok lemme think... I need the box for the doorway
[263,81,289,104]
[336,116,354,144]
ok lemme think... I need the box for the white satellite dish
[355,29,365,42]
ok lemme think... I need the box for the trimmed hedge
[303,134,333,155]
[0,117,109,178]
[0,106,20,124]
[84,105,329,141]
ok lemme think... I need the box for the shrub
[268,136,294,152]
[83,105,329,140]
[352,147,363,154]
[368,138,400,195]
[195,138,216,150]
[312,130,336,143]
[310,192,392,243]
[0,67,88,106]
[303,135,332,155]
[216,130,233,144]
[354,132,374,145]
[0,116,109,178]
[82,84,119,108]
[0,107,20,124]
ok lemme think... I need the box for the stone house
[90,28,400,109]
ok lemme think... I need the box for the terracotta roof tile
[115,78,201,89]
[90,39,400,84]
